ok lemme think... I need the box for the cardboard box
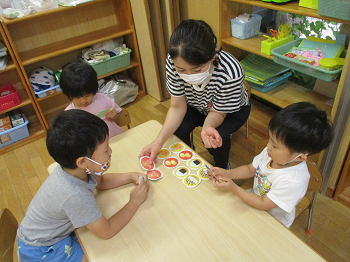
[9,109,25,127]
[0,113,11,129]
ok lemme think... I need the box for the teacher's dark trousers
[174,104,251,169]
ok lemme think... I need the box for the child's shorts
[17,232,84,262]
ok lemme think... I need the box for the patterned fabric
[166,51,249,115]
[240,53,291,86]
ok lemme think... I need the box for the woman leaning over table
[139,19,251,169]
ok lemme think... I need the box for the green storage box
[87,49,131,77]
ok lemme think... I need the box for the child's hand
[130,176,149,206]
[212,176,235,191]
[104,107,117,119]
[130,172,147,185]
[209,167,229,180]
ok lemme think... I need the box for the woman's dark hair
[269,102,333,155]
[169,19,218,66]
[60,62,99,100]
[46,110,109,169]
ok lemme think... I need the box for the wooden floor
[2,95,350,261]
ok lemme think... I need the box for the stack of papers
[240,53,291,86]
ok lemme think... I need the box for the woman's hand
[138,140,163,164]
[201,127,222,148]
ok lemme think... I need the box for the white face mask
[85,155,111,176]
[282,153,308,165]
[178,62,212,88]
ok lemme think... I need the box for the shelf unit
[0,0,146,132]
[220,0,350,119]
[0,23,46,155]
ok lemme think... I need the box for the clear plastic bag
[98,75,138,107]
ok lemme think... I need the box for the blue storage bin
[248,72,292,93]
[231,14,262,40]
[0,115,29,148]
[34,85,61,98]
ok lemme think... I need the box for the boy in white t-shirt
[209,102,333,227]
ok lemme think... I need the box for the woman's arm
[201,107,227,148]
[139,95,187,162]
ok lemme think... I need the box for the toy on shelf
[261,24,294,56]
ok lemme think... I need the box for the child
[209,102,333,228]
[60,62,124,138]
[17,110,149,261]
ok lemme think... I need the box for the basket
[0,114,29,148]
[87,49,132,77]
[248,72,292,93]
[318,0,350,21]
[230,14,262,40]
[0,84,21,111]
[271,39,343,82]
[34,85,61,98]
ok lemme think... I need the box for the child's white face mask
[85,155,111,176]
[178,62,212,87]
[282,153,308,165]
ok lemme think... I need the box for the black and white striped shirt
[166,51,249,115]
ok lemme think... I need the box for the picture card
[145,169,163,180]
[140,156,155,171]
[173,166,191,179]
[157,148,171,159]
[170,142,185,153]
[178,150,194,161]
[187,158,203,169]
[95,108,109,118]
[163,157,180,168]
[197,167,209,180]
[182,174,201,188]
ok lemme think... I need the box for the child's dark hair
[60,62,98,100]
[269,102,333,155]
[169,19,218,66]
[46,110,109,169]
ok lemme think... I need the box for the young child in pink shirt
[60,63,124,138]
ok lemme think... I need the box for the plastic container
[271,39,343,82]
[230,14,262,40]
[0,84,21,111]
[0,114,29,148]
[248,72,292,93]
[299,0,318,9]
[87,49,132,77]
[318,0,350,21]
[34,85,61,98]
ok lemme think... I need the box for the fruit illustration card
[140,156,155,171]
[163,157,180,168]
[182,174,201,188]
[157,148,171,159]
[173,166,190,179]
[178,150,193,161]
[170,142,185,153]
[145,169,163,180]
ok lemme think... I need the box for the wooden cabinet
[0,23,46,154]
[0,0,145,135]
[219,0,350,120]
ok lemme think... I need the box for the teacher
[139,19,250,169]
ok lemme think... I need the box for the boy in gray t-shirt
[17,110,150,262]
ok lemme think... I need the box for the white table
[76,120,325,261]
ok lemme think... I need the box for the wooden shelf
[222,34,273,60]
[251,81,332,116]
[228,0,350,25]
[21,28,133,66]
[0,98,32,114]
